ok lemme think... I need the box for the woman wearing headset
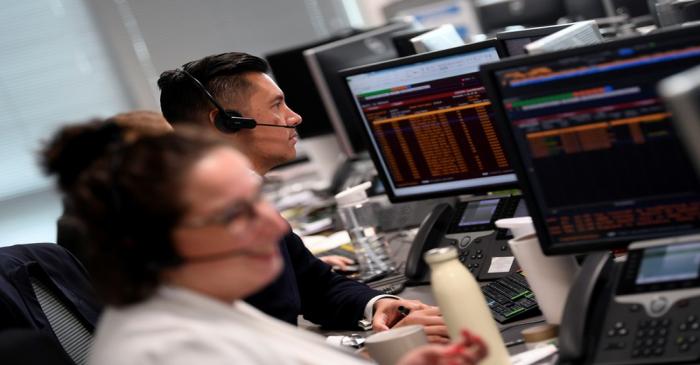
[42,120,487,365]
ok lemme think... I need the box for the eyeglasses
[180,190,264,236]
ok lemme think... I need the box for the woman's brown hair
[42,120,232,305]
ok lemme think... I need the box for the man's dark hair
[42,120,233,305]
[158,52,269,126]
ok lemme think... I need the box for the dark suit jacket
[245,231,381,329]
[0,329,73,365]
[0,243,101,334]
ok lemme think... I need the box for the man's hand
[372,298,449,344]
[397,329,488,365]
[319,255,355,271]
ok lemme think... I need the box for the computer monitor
[304,21,415,157]
[481,25,700,255]
[341,39,518,202]
[265,33,354,139]
[496,24,572,56]
[565,0,651,20]
[476,0,567,33]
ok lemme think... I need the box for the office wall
[356,0,397,26]
[122,0,351,72]
[0,0,139,248]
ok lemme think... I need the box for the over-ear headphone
[178,68,295,133]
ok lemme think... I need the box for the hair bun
[41,119,124,191]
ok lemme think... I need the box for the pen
[505,338,525,347]
[397,305,411,318]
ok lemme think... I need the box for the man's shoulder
[281,231,302,244]
[279,231,310,256]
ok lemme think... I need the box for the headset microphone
[178,68,295,133]
[183,248,271,263]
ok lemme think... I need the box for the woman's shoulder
[89,304,274,365]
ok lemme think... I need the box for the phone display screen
[618,238,700,295]
[458,199,500,228]
[636,242,700,285]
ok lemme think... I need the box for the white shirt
[89,286,371,365]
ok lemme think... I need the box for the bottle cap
[521,324,558,343]
[334,181,372,208]
[423,246,458,264]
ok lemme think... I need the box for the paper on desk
[300,231,352,255]
[276,190,318,211]
[298,217,334,235]
[510,344,558,365]
[488,256,515,273]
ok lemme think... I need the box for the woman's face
[169,147,288,301]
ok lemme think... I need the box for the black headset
[178,68,295,133]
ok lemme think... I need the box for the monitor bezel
[480,24,700,255]
[340,39,518,203]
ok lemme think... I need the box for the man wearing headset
[157,52,448,343]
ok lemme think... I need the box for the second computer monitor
[265,34,353,139]
[304,22,414,157]
[342,40,517,202]
[481,25,700,255]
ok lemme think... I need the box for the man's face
[225,72,302,173]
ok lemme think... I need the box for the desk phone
[559,234,700,365]
[405,195,527,283]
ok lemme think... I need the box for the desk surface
[299,230,545,357]
[270,163,561,362]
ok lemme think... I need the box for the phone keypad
[631,319,671,358]
[595,299,700,364]
[454,233,517,280]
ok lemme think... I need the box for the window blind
[0,0,131,200]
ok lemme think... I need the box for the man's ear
[207,109,219,130]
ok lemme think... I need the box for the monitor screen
[342,40,517,202]
[265,33,354,139]
[304,22,414,157]
[481,25,700,255]
[496,24,571,57]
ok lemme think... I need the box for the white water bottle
[425,247,510,365]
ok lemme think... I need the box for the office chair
[0,329,73,365]
[0,243,102,365]
[56,198,90,267]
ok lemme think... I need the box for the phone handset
[405,203,456,284]
[558,251,614,364]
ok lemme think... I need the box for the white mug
[364,325,428,365]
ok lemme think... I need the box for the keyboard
[366,271,408,295]
[481,271,541,323]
